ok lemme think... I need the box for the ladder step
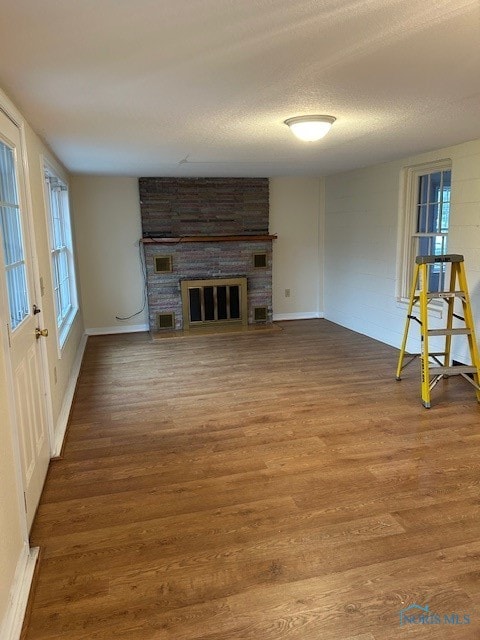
[427,328,471,336]
[427,291,465,299]
[416,254,464,264]
[429,366,478,376]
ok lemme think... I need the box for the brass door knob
[35,328,49,339]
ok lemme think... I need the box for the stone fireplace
[139,178,275,334]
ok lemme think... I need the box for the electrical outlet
[285,288,291,298]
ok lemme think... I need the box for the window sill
[57,306,79,354]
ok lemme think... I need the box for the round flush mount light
[284,115,336,142]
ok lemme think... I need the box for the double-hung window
[399,161,452,299]
[44,166,78,348]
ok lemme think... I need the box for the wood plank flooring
[25,320,480,639]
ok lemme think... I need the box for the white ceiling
[0,0,479,177]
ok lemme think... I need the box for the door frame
[0,91,54,534]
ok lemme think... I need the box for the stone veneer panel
[139,178,272,332]
[139,178,269,237]
[145,242,272,330]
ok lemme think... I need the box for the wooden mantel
[142,234,277,244]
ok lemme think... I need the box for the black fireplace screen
[188,284,241,323]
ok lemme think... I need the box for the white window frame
[0,136,30,331]
[43,160,78,352]
[397,159,452,308]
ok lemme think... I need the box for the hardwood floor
[25,319,480,639]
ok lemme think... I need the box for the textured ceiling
[0,0,479,177]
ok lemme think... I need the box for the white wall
[324,138,480,360]
[71,176,325,331]
[270,177,324,320]
[0,88,85,638]
[24,127,85,427]
[71,176,148,333]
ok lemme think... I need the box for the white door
[0,109,50,531]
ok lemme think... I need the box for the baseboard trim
[0,546,39,640]
[273,312,324,321]
[52,333,88,457]
[85,323,149,336]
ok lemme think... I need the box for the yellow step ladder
[396,254,480,408]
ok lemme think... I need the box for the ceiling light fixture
[284,115,336,142]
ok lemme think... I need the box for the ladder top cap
[415,254,464,264]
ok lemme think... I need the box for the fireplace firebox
[181,278,248,329]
